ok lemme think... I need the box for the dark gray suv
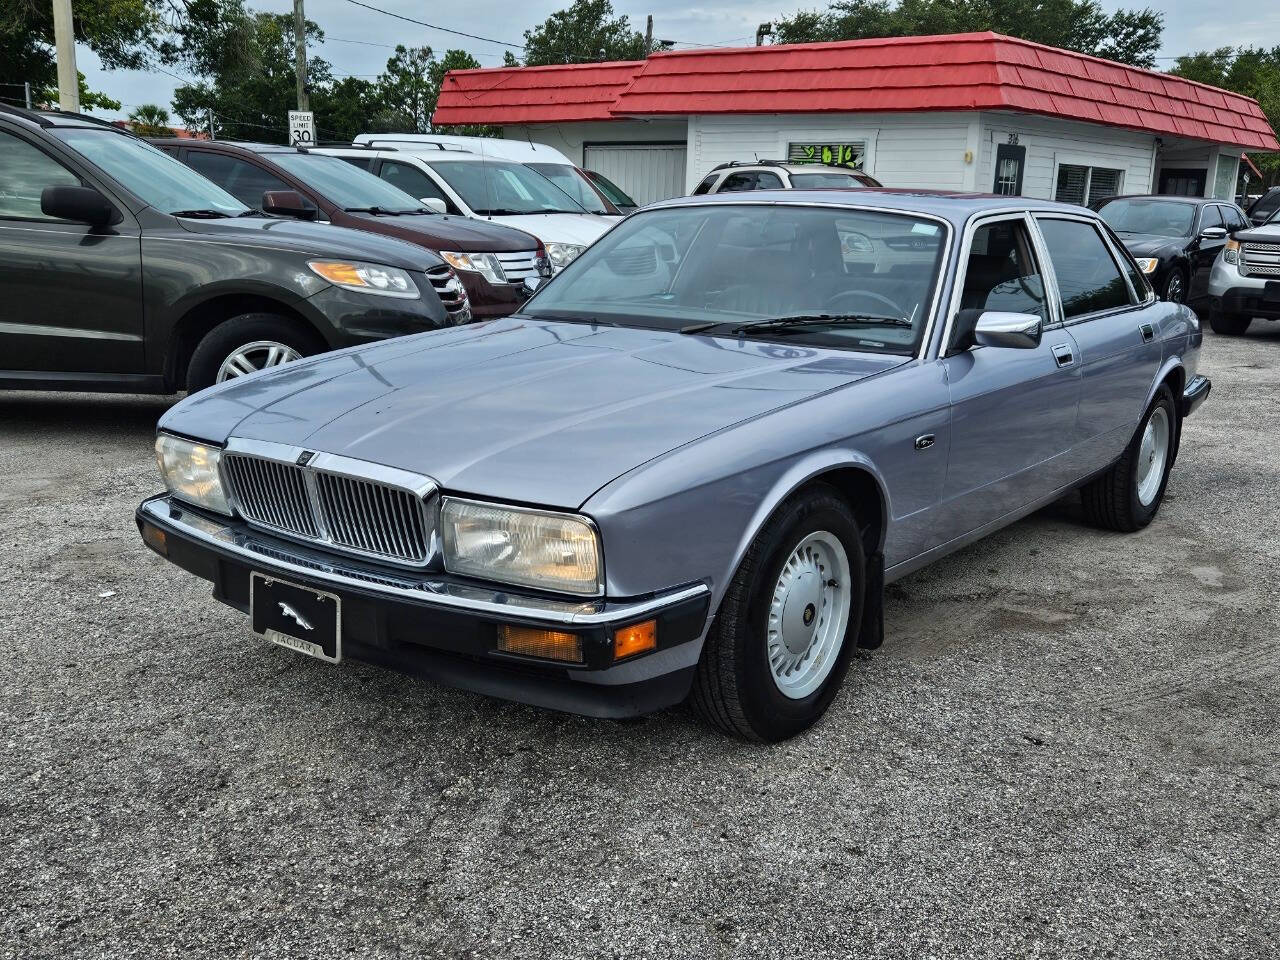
[0,106,459,392]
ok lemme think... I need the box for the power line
[340,0,524,49]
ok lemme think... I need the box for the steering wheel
[825,289,907,319]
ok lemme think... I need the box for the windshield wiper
[343,206,401,215]
[170,208,237,219]
[681,314,912,336]
[474,208,527,217]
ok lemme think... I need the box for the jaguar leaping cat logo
[277,602,314,631]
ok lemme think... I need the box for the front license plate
[250,573,341,663]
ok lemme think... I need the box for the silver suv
[1208,219,1280,334]
[691,161,882,195]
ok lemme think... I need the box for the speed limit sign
[288,110,315,146]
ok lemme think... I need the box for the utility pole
[645,15,653,56]
[51,0,80,112]
[292,0,309,112]
[24,81,32,109]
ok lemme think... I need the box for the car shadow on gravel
[0,391,174,435]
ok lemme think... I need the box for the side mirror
[521,276,544,298]
[973,311,1043,349]
[41,185,118,227]
[261,190,315,219]
[420,197,447,214]
[1200,225,1228,240]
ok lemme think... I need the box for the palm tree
[128,104,173,138]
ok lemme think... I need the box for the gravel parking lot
[2,327,1277,959]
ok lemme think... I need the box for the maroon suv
[153,139,551,318]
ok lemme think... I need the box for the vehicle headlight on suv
[1223,239,1240,264]
[308,260,420,298]
[155,434,231,515]
[440,498,603,596]
[439,251,506,285]
[544,242,586,273]
[1133,258,1159,274]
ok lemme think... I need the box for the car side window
[338,156,373,171]
[1036,218,1132,319]
[378,161,458,213]
[755,171,784,189]
[1199,205,1224,231]
[0,130,82,221]
[183,152,292,210]
[957,218,1048,325]
[692,174,718,195]
[720,172,757,192]
[1222,205,1248,231]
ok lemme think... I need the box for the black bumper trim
[1182,375,1211,418]
[1217,285,1280,319]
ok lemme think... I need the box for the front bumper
[1182,375,1211,418]
[136,496,710,718]
[1207,261,1280,319]
[456,271,528,319]
[304,280,449,347]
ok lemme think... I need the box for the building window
[1055,163,1124,206]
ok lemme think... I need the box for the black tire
[1208,308,1251,335]
[186,313,324,392]
[692,484,865,742]
[1081,384,1178,533]
[1162,268,1187,305]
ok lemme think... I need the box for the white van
[353,133,622,218]
[316,145,614,271]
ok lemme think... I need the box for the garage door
[583,143,687,206]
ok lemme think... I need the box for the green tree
[775,0,1164,69]
[316,76,380,142]
[522,0,647,66]
[374,45,435,133]
[127,102,171,136]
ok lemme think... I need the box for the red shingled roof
[433,32,1278,151]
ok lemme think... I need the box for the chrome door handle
[1052,343,1075,367]
[1140,322,1155,343]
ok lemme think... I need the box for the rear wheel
[692,485,865,742]
[186,314,324,392]
[1081,384,1177,532]
[1208,307,1251,335]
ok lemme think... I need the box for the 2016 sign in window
[787,142,866,169]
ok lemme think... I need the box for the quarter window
[183,152,292,210]
[692,174,718,195]
[957,219,1048,325]
[1054,163,1124,206]
[1037,218,1132,318]
[0,131,81,220]
[719,172,758,192]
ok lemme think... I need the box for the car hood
[1233,224,1280,244]
[175,215,436,271]
[344,211,542,253]
[485,213,613,247]
[1113,232,1187,257]
[162,317,901,509]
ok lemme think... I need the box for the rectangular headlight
[441,498,603,596]
[155,433,231,516]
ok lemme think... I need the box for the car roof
[1098,194,1222,206]
[724,164,869,175]
[647,188,1093,224]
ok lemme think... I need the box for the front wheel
[1080,384,1178,532]
[692,485,865,742]
[1208,308,1251,335]
[1162,268,1186,305]
[186,313,324,392]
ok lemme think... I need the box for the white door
[583,143,687,206]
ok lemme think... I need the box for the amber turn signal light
[613,619,657,661]
[497,625,584,663]
[140,522,168,557]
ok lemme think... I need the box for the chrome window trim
[1031,212,1150,326]
[938,210,1060,359]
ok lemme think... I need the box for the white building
[433,32,1278,208]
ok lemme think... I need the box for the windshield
[525,162,610,214]
[425,160,587,216]
[55,129,248,216]
[1099,199,1195,238]
[790,172,871,189]
[271,153,424,213]
[522,204,946,355]
[586,170,637,208]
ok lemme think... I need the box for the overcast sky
[72,0,1280,122]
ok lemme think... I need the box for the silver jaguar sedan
[137,191,1210,741]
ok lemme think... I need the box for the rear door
[935,213,1082,545]
[1033,214,1163,475]
[0,127,144,375]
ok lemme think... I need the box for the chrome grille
[1241,242,1280,277]
[495,250,549,282]
[222,455,318,538]
[426,264,469,313]
[222,450,434,566]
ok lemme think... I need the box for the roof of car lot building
[433,31,1279,152]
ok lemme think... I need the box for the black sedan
[1095,196,1251,306]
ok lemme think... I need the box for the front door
[935,214,1082,546]
[0,129,144,374]
[1188,204,1226,301]
[1158,168,1207,197]
[992,144,1026,196]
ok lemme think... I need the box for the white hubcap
[767,531,852,700]
[1136,406,1170,506]
[216,340,302,383]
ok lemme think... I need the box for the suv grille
[1241,242,1280,277]
[426,264,470,314]
[495,250,550,283]
[222,454,434,565]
